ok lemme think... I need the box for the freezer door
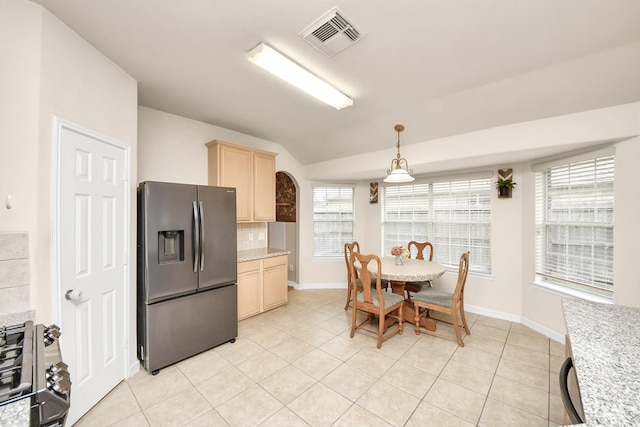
[197,185,238,289]
[140,284,238,372]
[140,181,198,303]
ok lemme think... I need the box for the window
[313,186,354,258]
[381,177,491,273]
[535,154,614,298]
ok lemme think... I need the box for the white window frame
[381,176,492,274]
[312,185,354,259]
[534,150,614,300]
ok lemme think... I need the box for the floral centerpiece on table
[391,246,409,265]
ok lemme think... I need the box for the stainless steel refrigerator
[137,181,238,374]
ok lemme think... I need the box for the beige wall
[0,0,41,233]
[611,137,640,306]
[0,0,138,367]
[138,102,640,341]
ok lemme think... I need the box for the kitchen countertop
[562,297,640,425]
[0,310,35,326]
[237,247,290,263]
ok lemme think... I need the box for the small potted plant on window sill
[496,178,517,198]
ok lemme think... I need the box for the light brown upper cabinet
[207,140,276,222]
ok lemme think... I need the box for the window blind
[313,186,354,257]
[535,155,614,298]
[382,178,491,273]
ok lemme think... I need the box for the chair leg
[377,313,384,349]
[350,304,357,338]
[398,304,403,335]
[460,304,470,335]
[451,309,464,347]
[414,305,421,335]
[344,287,351,310]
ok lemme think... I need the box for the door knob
[65,289,83,301]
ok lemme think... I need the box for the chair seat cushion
[404,280,430,292]
[412,288,453,308]
[357,290,404,309]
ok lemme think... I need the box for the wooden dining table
[357,256,446,331]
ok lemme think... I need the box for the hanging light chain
[387,124,413,174]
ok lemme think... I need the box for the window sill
[468,271,493,280]
[529,280,613,304]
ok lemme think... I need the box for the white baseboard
[128,360,141,379]
[286,287,564,342]
[520,317,564,343]
[465,304,522,323]
[290,282,347,291]
[465,303,563,343]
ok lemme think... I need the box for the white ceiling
[31,0,640,166]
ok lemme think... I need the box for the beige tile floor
[74,289,567,427]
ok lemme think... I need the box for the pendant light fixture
[383,124,415,183]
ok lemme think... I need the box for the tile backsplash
[237,223,267,250]
[0,232,31,314]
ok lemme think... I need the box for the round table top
[359,256,446,282]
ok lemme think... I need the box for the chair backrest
[453,251,471,303]
[348,252,383,304]
[344,241,361,284]
[408,241,434,261]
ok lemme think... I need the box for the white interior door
[57,124,128,424]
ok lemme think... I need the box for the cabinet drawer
[238,259,261,274]
[263,255,287,269]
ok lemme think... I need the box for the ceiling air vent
[299,7,362,57]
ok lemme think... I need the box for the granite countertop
[237,247,290,263]
[562,298,640,426]
[0,310,35,327]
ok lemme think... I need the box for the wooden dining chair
[343,241,361,310]
[348,252,404,349]
[404,241,435,300]
[412,251,470,346]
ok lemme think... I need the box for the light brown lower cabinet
[237,260,261,320]
[237,255,288,320]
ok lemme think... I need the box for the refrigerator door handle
[193,201,200,273]
[199,201,205,271]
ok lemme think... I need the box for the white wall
[0,0,41,310]
[138,106,305,184]
[611,137,640,306]
[0,0,138,366]
[0,0,41,237]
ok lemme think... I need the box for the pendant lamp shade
[383,124,414,183]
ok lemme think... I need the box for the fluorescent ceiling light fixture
[247,42,353,110]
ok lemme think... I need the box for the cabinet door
[237,268,261,320]
[220,145,252,222]
[263,256,288,310]
[253,152,276,222]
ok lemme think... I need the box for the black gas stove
[0,321,70,426]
